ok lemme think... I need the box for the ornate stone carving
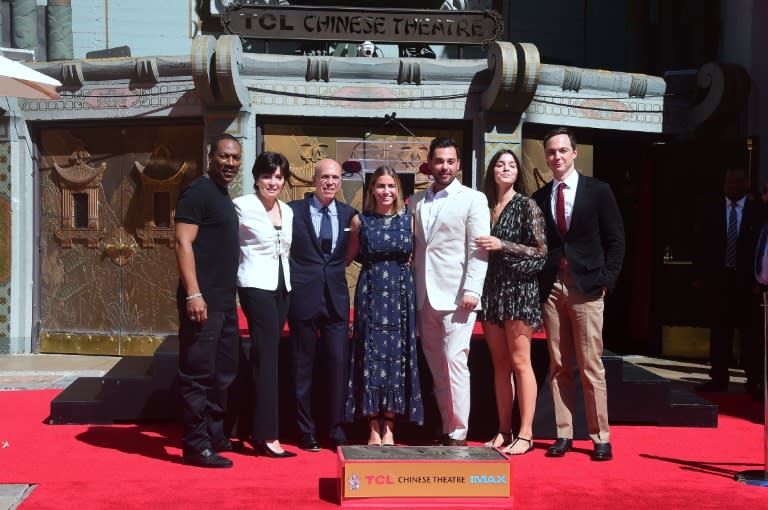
[562,69,582,92]
[689,62,750,127]
[191,35,249,108]
[134,145,190,248]
[398,61,422,85]
[51,148,107,248]
[60,62,84,88]
[134,57,160,84]
[628,75,648,98]
[306,58,330,82]
[481,41,541,113]
[191,35,217,106]
[215,35,249,108]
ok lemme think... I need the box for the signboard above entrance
[221,4,502,45]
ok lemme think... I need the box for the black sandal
[503,436,534,455]
[485,432,512,448]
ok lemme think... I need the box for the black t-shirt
[174,176,239,311]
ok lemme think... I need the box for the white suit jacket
[410,179,490,311]
[233,194,293,291]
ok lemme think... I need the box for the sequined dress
[345,212,424,424]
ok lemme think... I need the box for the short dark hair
[483,149,528,210]
[208,133,240,154]
[252,151,291,191]
[429,137,460,160]
[543,127,577,151]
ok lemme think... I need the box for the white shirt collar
[428,178,461,197]
[554,170,579,189]
[312,195,336,213]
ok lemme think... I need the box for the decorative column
[192,35,253,197]
[10,0,39,52]
[46,0,74,61]
[477,42,541,194]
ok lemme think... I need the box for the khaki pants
[542,269,610,444]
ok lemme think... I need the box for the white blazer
[233,193,293,291]
[410,179,490,311]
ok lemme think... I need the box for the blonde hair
[363,166,404,214]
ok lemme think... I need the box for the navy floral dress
[345,212,424,425]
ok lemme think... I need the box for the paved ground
[0,354,120,391]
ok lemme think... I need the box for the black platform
[49,335,718,439]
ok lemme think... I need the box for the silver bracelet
[186,292,202,301]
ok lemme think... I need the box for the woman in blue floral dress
[345,166,424,446]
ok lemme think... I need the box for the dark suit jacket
[692,196,764,289]
[287,197,357,321]
[532,173,626,300]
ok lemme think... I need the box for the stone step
[49,377,109,424]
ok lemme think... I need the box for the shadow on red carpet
[1,389,766,510]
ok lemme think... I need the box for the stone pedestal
[337,445,512,507]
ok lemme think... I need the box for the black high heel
[254,442,297,458]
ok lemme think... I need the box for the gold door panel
[38,124,204,355]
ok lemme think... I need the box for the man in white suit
[410,137,490,445]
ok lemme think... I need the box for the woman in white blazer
[233,152,296,458]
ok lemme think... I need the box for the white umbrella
[0,55,61,100]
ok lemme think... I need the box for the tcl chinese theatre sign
[222,4,502,45]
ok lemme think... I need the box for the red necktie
[556,183,568,270]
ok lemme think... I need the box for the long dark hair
[483,149,528,210]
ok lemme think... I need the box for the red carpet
[1,389,766,509]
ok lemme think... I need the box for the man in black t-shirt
[174,134,241,468]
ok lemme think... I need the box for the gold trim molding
[40,331,165,356]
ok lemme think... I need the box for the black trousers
[708,272,762,386]
[238,274,290,442]
[177,308,239,455]
[289,308,350,442]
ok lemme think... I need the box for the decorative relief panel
[135,145,190,248]
[0,141,11,350]
[38,125,204,349]
[51,148,107,248]
[249,83,469,113]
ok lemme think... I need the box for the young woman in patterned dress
[476,150,547,455]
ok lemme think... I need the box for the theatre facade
[0,4,734,355]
